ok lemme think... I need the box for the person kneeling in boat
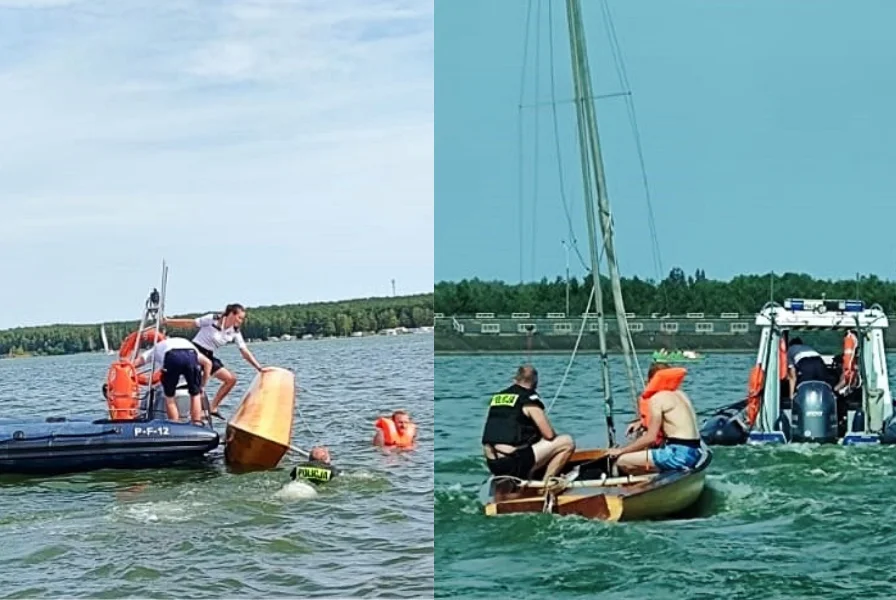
[481,365,575,487]
[290,446,340,485]
[607,362,706,474]
[133,337,213,425]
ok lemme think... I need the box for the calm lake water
[0,334,434,599]
[435,351,896,600]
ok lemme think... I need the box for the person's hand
[606,448,623,459]
[625,422,639,437]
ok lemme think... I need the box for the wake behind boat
[0,263,220,476]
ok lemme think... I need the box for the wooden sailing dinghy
[224,367,296,471]
[482,0,712,521]
[484,449,710,521]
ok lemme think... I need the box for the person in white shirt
[133,337,212,424]
[163,303,264,418]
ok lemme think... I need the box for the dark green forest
[0,294,434,357]
[435,270,892,316]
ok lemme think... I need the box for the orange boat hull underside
[224,367,296,472]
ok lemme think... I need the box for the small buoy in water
[274,480,318,501]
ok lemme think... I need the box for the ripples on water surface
[0,334,433,598]
[435,352,896,599]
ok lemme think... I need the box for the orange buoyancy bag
[745,364,764,428]
[778,337,787,381]
[106,360,141,420]
[638,367,687,446]
[374,417,417,447]
[842,331,858,385]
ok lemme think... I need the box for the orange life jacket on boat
[638,367,687,447]
[842,331,858,387]
[374,417,417,447]
[745,338,787,428]
[105,360,141,420]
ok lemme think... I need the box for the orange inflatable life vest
[778,337,787,381]
[374,417,417,447]
[842,331,858,386]
[118,329,166,386]
[638,367,687,447]
[105,360,141,420]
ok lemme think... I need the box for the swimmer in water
[290,446,340,485]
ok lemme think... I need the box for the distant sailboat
[100,324,114,355]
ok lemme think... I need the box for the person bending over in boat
[133,337,212,425]
[163,303,264,419]
[481,365,576,487]
[786,336,828,399]
[290,446,340,485]
[608,362,705,474]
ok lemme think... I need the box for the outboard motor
[700,413,748,446]
[880,413,896,445]
[791,381,838,443]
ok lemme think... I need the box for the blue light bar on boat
[783,298,864,313]
[784,299,804,311]
[844,300,864,312]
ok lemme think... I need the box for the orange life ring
[119,329,166,386]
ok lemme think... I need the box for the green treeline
[0,294,434,357]
[435,269,893,315]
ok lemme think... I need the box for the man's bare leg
[530,435,576,488]
[616,450,656,475]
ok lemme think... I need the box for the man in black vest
[481,365,575,484]
[290,446,339,485]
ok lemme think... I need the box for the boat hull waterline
[0,416,220,475]
[483,448,711,521]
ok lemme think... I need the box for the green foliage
[0,294,434,358]
[435,270,892,315]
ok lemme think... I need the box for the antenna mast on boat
[564,0,641,439]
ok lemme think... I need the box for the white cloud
[0,0,433,328]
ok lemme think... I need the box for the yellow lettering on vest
[298,466,332,481]
[489,394,518,407]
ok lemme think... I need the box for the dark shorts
[193,343,224,375]
[795,355,828,385]
[162,348,201,397]
[485,445,536,479]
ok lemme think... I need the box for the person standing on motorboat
[786,337,828,399]
[133,337,213,424]
[163,303,264,419]
[480,365,576,487]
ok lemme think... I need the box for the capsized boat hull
[224,367,296,471]
[0,415,220,475]
[483,447,711,521]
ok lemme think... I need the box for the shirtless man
[481,365,576,486]
[607,362,707,474]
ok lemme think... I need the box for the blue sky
[0,0,432,329]
[436,0,896,285]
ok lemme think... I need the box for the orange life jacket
[745,337,787,428]
[842,331,858,387]
[374,417,417,447]
[638,367,687,447]
[105,360,141,420]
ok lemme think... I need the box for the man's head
[514,365,539,390]
[648,361,670,382]
[789,337,803,348]
[392,410,411,434]
[310,446,331,463]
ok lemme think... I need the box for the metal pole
[562,240,570,316]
